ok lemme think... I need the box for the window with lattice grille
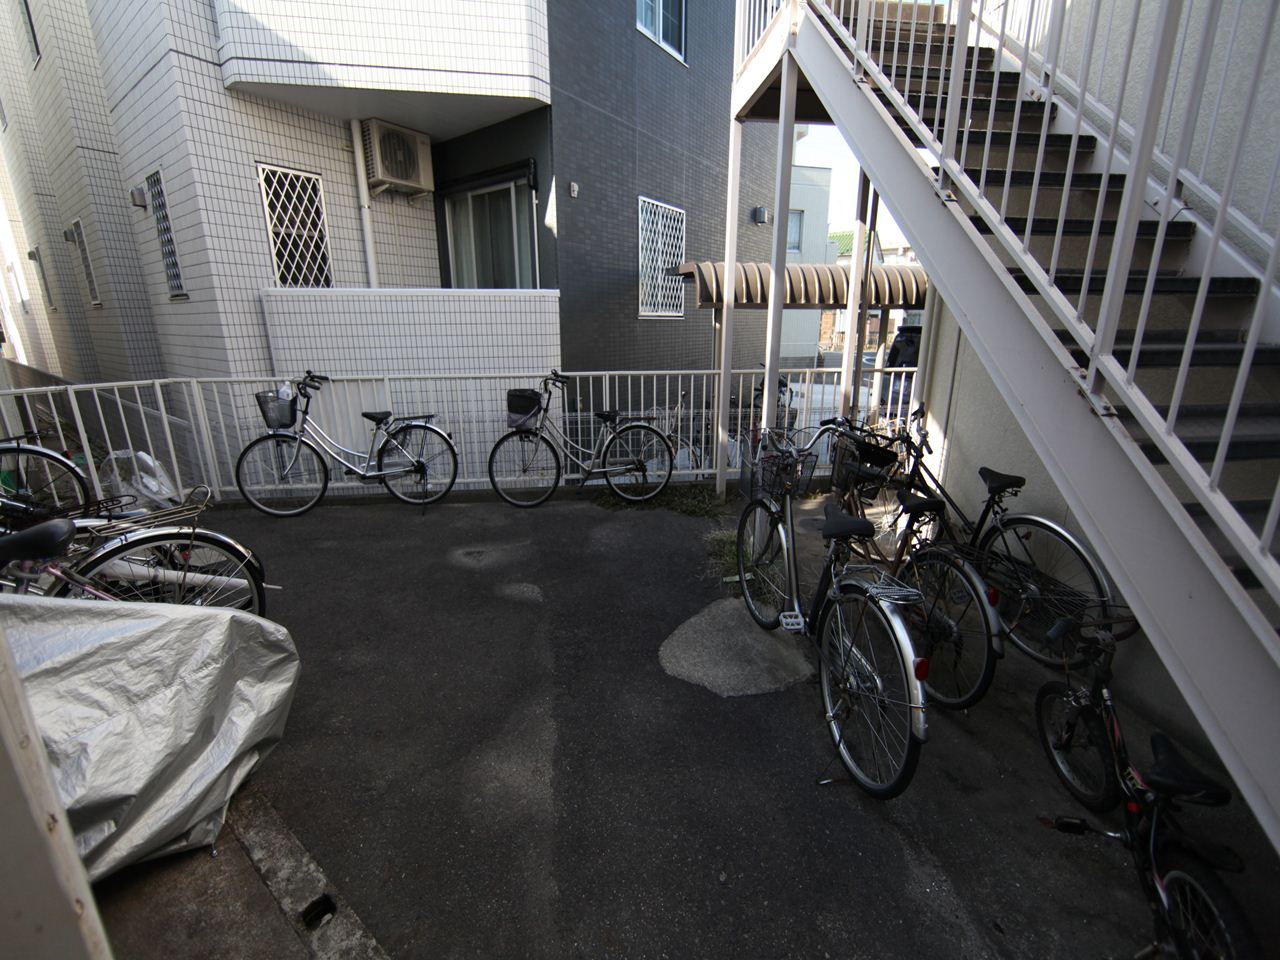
[70,219,100,305]
[638,197,685,318]
[146,171,184,295]
[257,165,333,288]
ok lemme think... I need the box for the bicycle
[0,432,90,532]
[488,371,674,507]
[1036,610,1261,959]
[735,422,929,799]
[836,409,1111,676]
[235,371,458,517]
[1,492,267,614]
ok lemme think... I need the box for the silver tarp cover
[3,594,299,880]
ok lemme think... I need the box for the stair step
[1141,432,1280,462]
[1015,269,1260,298]
[907,129,1096,152]
[977,217,1194,238]
[1111,342,1280,368]
[880,93,1046,118]
[959,169,1125,190]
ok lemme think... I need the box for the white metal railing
[0,366,916,504]
[737,0,786,63]
[757,0,1280,605]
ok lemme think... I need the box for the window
[146,171,184,295]
[637,0,684,59]
[638,196,685,318]
[257,165,333,288]
[444,178,536,289]
[26,246,53,310]
[787,210,803,253]
[18,0,39,62]
[70,219,100,305]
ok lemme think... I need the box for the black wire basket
[255,391,297,429]
[750,452,818,499]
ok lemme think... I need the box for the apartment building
[0,0,778,385]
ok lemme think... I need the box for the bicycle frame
[526,380,648,483]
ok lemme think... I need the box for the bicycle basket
[255,391,297,430]
[754,452,818,500]
[507,388,543,429]
[832,433,898,493]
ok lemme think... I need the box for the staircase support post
[839,173,871,419]
[761,50,799,440]
[715,119,745,499]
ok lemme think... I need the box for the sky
[792,124,909,248]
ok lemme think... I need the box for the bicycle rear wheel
[377,423,457,505]
[53,527,266,615]
[1034,680,1120,812]
[489,431,560,507]
[979,517,1108,667]
[602,424,673,502]
[902,549,997,710]
[0,445,89,532]
[736,499,786,630]
[817,591,921,799]
[1160,851,1261,960]
[235,434,328,517]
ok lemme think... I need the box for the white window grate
[146,171,184,295]
[257,164,333,288]
[638,196,685,318]
[70,219,100,305]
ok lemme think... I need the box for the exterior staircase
[731,0,1280,849]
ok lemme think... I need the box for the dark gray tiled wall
[548,0,776,372]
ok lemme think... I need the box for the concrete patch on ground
[659,598,814,697]
[496,581,544,603]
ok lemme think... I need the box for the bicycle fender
[837,586,928,743]
[80,525,266,583]
[993,514,1112,600]
[5,442,87,480]
[910,546,1005,658]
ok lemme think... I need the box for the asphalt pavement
[92,491,1279,959]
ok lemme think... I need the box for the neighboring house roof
[828,230,856,256]
[675,261,928,310]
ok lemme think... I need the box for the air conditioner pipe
[350,119,379,288]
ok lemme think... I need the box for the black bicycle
[1036,611,1261,959]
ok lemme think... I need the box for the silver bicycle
[235,371,458,517]
[488,371,674,507]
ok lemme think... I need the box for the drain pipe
[349,120,379,288]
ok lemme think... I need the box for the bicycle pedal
[779,612,805,633]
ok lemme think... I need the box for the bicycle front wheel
[489,431,560,507]
[53,527,266,615]
[602,424,673,502]
[377,424,457,505]
[901,549,997,710]
[0,445,89,531]
[979,517,1108,666]
[736,499,786,630]
[1034,680,1120,812]
[817,591,921,799]
[1160,851,1261,960]
[236,434,328,517]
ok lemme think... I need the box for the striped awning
[675,261,929,310]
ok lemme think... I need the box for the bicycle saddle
[361,410,392,425]
[1145,732,1231,806]
[822,503,875,541]
[896,489,945,516]
[0,518,76,565]
[978,467,1026,496]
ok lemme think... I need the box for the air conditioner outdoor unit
[361,119,434,196]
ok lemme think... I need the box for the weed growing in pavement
[705,527,741,595]
[590,483,729,519]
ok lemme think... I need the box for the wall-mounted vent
[361,119,434,196]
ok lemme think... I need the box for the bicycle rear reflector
[914,658,930,681]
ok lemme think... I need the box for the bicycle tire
[1160,850,1261,960]
[817,589,921,799]
[602,424,673,502]
[1034,680,1120,812]
[235,434,328,517]
[0,444,89,532]
[736,499,786,630]
[488,431,560,507]
[52,526,266,615]
[377,423,457,505]
[902,548,997,710]
[979,517,1108,667]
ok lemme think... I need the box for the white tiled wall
[262,288,561,377]
[215,1,550,103]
